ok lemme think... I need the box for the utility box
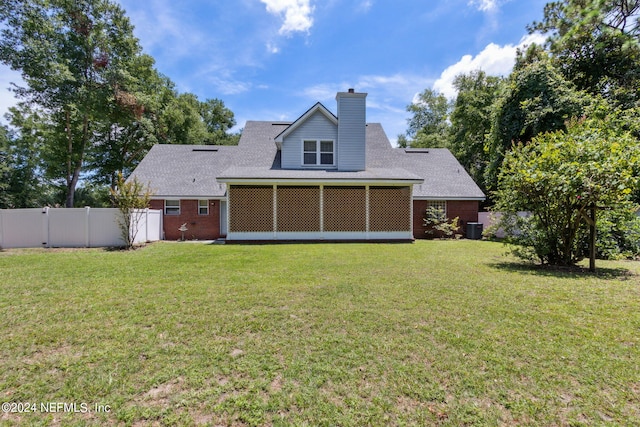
[466,222,483,240]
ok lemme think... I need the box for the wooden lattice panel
[276,186,321,232]
[228,186,274,232]
[323,186,367,232]
[369,186,411,232]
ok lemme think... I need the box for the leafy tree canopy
[448,70,503,193]
[484,51,590,191]
[529,0,640,107]
[403,89,451,148]
[0,0,239,208]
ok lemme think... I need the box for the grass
[0,240,639,426]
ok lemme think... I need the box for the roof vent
[348,88,355,93]
[192,147,219,152]
[405,148,430,153]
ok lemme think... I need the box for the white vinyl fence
[478,211,531,238]
[0,207,162,249]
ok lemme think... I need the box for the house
[130,90,485,242]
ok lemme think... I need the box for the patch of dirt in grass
[0,412,22,425]
[22,344,82,365]
[188,407,215,426]
[396,395,448,422]
[626,383,640,419]
[269,375,283,393]
[216,375,230,386]
[319,381,346,408]
[138,376,186,406]
[396,395,428,412]
[230,348,244,358]
[468,397,516,425]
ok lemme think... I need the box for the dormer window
[303,139,335,166]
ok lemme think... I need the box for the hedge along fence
[0,207,162,249]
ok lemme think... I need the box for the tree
[155,93,239,146]
[199,98,239,145]
[1,104,58,208]
[403,89,451,148]
[448,71,503,193]
[0,0,148,207]
[89,54,166,190]
[423,206,461,239]
[110,172,153,249]
[157,92,209,145]
[484,52,588,191]
[493,117,640,268]
[529,0,640,107]
[0,124,10,207]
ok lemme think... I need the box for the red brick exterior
[413,200,480,239]
[150,199,221,240]
[150,198,478,241]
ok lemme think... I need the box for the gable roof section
[128,145,232,198]
[274,102,337,146]
[364,124,485,200]
[219,121,422,183]
[397,148,485,200]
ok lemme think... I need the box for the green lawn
[1,241,639,426]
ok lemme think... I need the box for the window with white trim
[303,139,334,166]
[198,199,209,215]
[165,199,180,215]
[427,200,447,221]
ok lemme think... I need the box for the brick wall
[149,197,478,241]
[413,200,479,239]
[150,199,221,240]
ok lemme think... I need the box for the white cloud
[357,0,373,13]
[260,0,314,35]
[433,33,547,98]
[266,42,280,54]
[123,0,205,59]
[468,0,499,12]
[208,77,252,96]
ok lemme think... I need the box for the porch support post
[273,185,278,238]
[410,186,414,237]
[365,185,370,239]
[319,185,324,235]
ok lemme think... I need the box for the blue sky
[0,0,549,144]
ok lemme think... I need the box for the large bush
[494,117,640,266]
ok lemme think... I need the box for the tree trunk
[65,109,74,207]
[65,114,90,208]
[65,165,81,208]
[589,205,596,272]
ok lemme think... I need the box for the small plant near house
[110,173,154,249]
[424,206,461,238]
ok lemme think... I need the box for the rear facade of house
[132,90,485,242]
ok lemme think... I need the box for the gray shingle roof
[129,120,485,200]
[129,145,230,198]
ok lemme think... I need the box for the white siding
[337,93,366,171]
[281,111,338,169]
[220,200,228,236]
